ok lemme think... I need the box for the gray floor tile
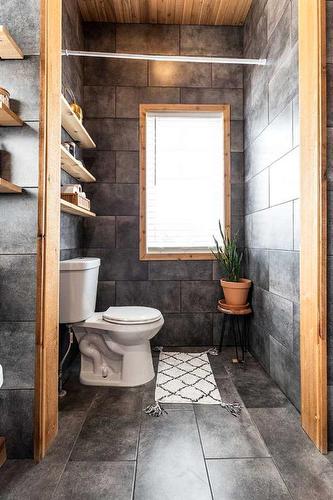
[0,460,64,500]
[59,377,98,412]
[134,410,212,500]
[195,380,270,459]
[44,411,86,464]
[70,413,140,461]
[53,461,135,500]
[249,406,333,500]
[225,357,290,408]
[90,386,144,417]
[207,458,291,500]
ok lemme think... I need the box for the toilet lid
[103,306,162,325]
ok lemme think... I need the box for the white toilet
[59,257,164,387]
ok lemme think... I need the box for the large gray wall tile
[0,57,40,120]
[82,23,244,350]
[0,0,40,54]
[84,183,138,215]
[83,150,116,182]
[155,313,213,346]
[0,255,36,321]
[181,281,221,312]
[212,64,243,89]
[180,26,242,57]
[181,88,243,120]
[0,322,35,389]
[0,123,40,187]
[245,102,293,179]
[117,24,179,55]
[269,250,300,302]
[83,216,116,249]
[85,248,148,281]
[116,87,180,118]
[0,188,38,254]
[83,86,115,118]
[149,261,212,281]
[269,147,299,206]
[84,59,147,86]
[116,281,180,313]
[245,202,294,250]
[244,0,300,412]
[149,62,211,88]
[115,151,139,183]
[84,22,115,51]
[85,118,138,151]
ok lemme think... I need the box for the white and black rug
[155,351,222,404]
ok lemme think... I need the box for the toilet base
[74,327,156,387]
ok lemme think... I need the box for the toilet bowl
[59,258,164,387]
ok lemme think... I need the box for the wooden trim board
[0,102,23,126]
[34,0,61,461]
[60,198,96,217]
[139,104,231,261]
[299,0,327,453]
[61,94,96,148]
[60,144,96,182]
[0,178,22,193]
[0,26,23,59]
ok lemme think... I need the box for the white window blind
[145,111,225,254]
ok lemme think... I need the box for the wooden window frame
[139,103,231,261]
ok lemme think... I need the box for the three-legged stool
[217,304,252,363]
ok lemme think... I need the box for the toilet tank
[59,258,100,324]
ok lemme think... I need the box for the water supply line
[58,324,74,398]
[62,49,266,66]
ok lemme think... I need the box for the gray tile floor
[1,347,333,500]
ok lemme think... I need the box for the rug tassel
[221,401,242,417]
[144,402,168,417]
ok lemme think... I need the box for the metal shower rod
[62,49,267,65]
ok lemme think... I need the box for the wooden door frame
[33,0,329,459]
[34,0,61,461]
[299,0,327,453]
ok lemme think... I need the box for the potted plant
[212,222,251,307]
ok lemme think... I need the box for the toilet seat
[102,306,162,325]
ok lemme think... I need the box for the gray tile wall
[82,23,244,346]
[0,0,40,457]
[60,0,84,261]
[243,0,300,409]
[327,0,333,450]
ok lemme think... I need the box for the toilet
[59,257,164,387]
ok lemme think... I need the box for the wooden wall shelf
[0,178,22,193]
[60,198,95,217]
[60,145,96,182]
[0,26,23,59]
[61,95,96,149]
[0,102,23,126]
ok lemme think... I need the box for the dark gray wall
[82,23,244,347]
[0,0,40,458]
[243,0,300,409]
[327,0,333,450]
[60,0,84,261]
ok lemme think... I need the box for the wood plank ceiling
[77,0,253,25]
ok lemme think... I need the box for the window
[139,104,231,260]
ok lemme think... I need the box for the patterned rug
[155,351,222,404]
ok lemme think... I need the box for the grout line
[51,395,96,499]
[193,404,214,500]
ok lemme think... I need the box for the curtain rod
[62,49,266,65]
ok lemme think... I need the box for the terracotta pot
[220,278,252,306]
